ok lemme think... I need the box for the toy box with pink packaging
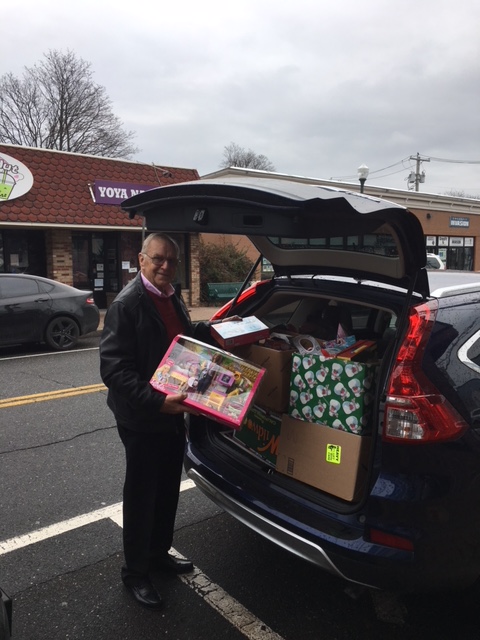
[150,335,266,429]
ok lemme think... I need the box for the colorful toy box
[150,335,265,429]
[211,316,270,349]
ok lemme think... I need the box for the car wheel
[0,589,12,640]
[45,316,80,350]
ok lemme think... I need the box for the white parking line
[173,549,284,640]
[0,478,195,556]
[0,476,284,639]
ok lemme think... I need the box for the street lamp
[358,164,369,193]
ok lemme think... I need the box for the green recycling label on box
[288,353,377,434]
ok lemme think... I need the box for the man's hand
[160,392,198,415]
[210,315,242,325]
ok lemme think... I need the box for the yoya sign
[0,153,34,202]
[93,179,158,205]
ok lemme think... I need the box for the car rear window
[267,230,399,256]
[38,280,55,293]
[0,276,39,298]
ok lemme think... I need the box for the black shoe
[152,554,194,574]
[123,577,164,610]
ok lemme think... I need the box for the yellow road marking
[0,384,107,408]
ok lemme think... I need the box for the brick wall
[189,234,201,307]
[46,229,73,285]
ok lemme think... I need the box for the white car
[426,253,446,269]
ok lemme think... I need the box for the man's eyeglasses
[142,253,180,267]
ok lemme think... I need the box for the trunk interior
[189,276,412,511]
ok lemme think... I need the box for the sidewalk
[97,306,219,331]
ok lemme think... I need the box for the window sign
[438,236,449,246]
[450,216,469,228]
[426,236,437,246]
[262,258,274,273]
[449,237,464,247]
[465,237,474,247]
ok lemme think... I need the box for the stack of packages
[224,317,378,502]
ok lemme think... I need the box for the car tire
[0,590,12,640]
[45,316,80,351]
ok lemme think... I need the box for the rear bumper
[185,444,480,592]
[81,305,100,335]
[187,467,369,587]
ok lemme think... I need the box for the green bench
[206,282,244,303]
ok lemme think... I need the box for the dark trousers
[117,423,186,579]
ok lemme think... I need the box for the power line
[331,154,480,182]
[428,156,480,164]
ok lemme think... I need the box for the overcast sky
[2,0,480,196]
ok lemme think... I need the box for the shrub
[198,239,254,303]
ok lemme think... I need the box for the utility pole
[408,153,430,191]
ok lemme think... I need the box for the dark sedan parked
[0,274,99,351]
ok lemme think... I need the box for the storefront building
[0,144,202,308]
[2,147,479,312]
[203,167,480,273]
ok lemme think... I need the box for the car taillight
[367,527,414,552]
[86,296,95,305]
[384,300,468,443]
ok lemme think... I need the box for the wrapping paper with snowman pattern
[288,353,377,434]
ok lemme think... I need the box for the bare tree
[0,50,138,159]
[220,142,275,171]
[443,189,480,200]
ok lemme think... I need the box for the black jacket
[99,273,211,432]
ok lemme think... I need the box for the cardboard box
[276,415,371,502]
[237,343,295,413]
[211,316,270,349]
[150,335,265,429]
[234,404,282,466]
[289,353,377,434]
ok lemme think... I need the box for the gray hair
[141,233,180,257]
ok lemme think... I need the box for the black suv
[123,177,480,593]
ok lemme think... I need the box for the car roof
[428,270,480,297]
[122,176,429,296]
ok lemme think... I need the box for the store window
[72,231,108,307]
[0,230,46,275]
[448,246,474,271]
[425,236,475,271]
[72,233,90,289]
